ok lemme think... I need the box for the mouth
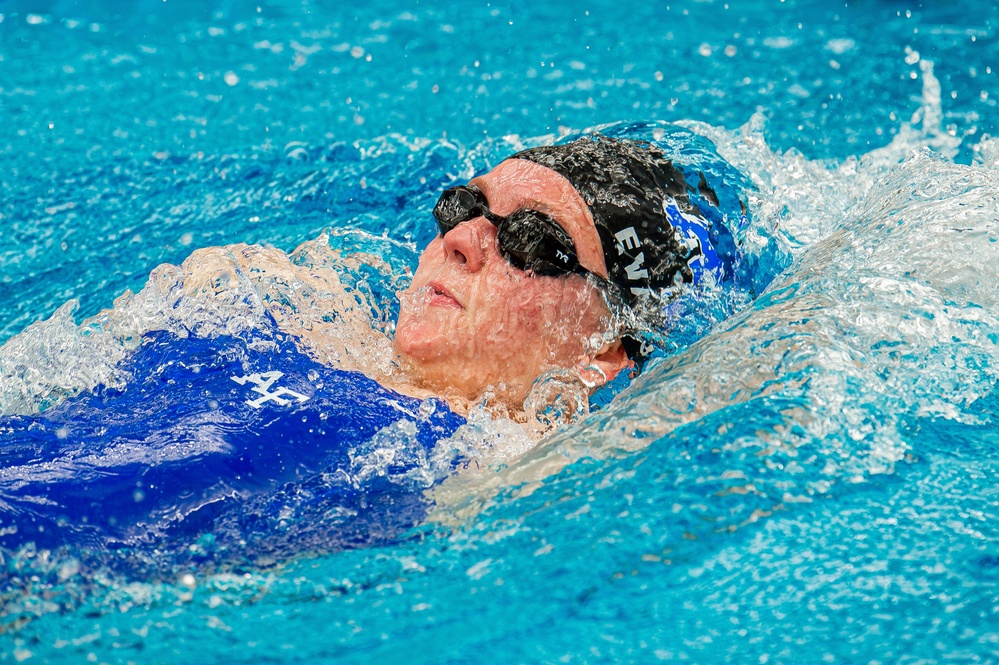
[426,281,462,309]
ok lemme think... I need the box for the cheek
[469,275,545,335]
[472,278,594,359]
[535,284,608,361]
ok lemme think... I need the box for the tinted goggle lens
[432,186,583,277]
[497,210,580,276]
[433,186,486,234]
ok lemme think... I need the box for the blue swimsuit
[0,330,464,561]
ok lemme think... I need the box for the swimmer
[182,133,740,414]
[0,131,743,558]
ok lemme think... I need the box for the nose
[441,217,494,273]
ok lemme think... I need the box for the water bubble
[57,558,80,580]
[524,369,588,430]
[418,400,437,418]
[763,36,794,49]
[826,38,855,54]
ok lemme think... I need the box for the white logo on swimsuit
[231,371,309,409]
[555,248,570,264]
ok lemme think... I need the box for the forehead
[469,159,608,277]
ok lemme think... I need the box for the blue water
[2,0,999,662]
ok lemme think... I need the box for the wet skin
[394,159,629,408]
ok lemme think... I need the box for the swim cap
[510,135,724,357]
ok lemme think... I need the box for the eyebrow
[469,178,571,229]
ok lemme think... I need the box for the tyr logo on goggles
[432,185,586,277]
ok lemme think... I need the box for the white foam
[0,230,407,415]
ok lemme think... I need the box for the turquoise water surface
[1,0,999,662]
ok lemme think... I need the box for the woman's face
[394,159,622,406]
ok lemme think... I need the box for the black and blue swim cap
[510,134,736,359]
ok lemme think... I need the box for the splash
[0,228,413,415]
[431,60,999,521]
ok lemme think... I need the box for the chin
[393,319,427,359]
[395,312,452,362]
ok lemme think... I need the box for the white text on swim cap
[625,253,649,281]
[614,227,641,254]
[615,227,651,295]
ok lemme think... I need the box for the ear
[578,339,632,389]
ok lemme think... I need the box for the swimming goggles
[433,184,588,277]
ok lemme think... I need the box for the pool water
[2,0,999,662]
